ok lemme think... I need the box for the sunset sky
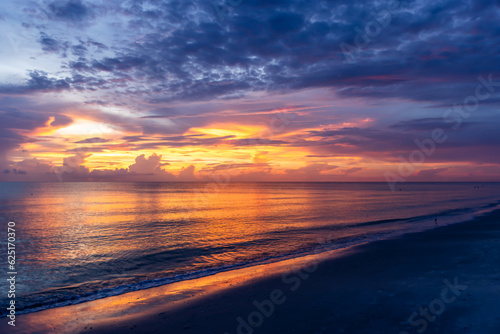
[1,0,500,182]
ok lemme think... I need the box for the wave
[4,200,500,317]
[266,200,500,236]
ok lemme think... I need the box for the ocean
[1,182,499,316]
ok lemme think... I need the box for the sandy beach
[2,208,499,334]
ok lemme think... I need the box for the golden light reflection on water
[12,182,351,296]
[2,181,500,327]
[10,182,470,268]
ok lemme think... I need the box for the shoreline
[4,209,500,333]
[9,201,500,319]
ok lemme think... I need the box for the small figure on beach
[435,218,438,225]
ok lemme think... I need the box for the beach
[4,208,500,334]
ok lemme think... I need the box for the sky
[0,0,499,183]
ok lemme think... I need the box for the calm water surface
[0,182,499,315]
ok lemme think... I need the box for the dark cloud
[414,167,449,178]
[90,57,147,73]
[39,32,65,53]
[66,147,105,153]
[118,134,237,150]
[229,138,289,146]
[14,158,53,174]
[0,0,498,107]
[121,135,145,142]
[342,167,363,175]
[0,107,49,130]
[48,0,91,22]
[306,118,500,164]
[6,0,499,104]
[0,130,26,168]
[389,118,476,131]
[71,43,88,57]
[0,71,70,94]
[25,70,70,91]
[50,114,73,127]
[74,137,109,144]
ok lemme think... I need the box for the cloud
[389,118,476,132]
[1,0,499,107]
[66,146,105,153]
[0,71,71,94]
[408,167,450,181]
[0,131,25,168]
[305,119,500,164]
[178,165,196,181]
[128,153,162,174]
[342,167,363,175]
[63,152,91,170]
[50,114,73,127]
[414,167,449,178]
[39,32,65,53]
[0,104,57,167]
[12,158,53,174]
[48,0,91,22]
[74,137,109,144]
[252,151,269,164]
[285,163,338,177]
[0,106,50,130]
[3,0,500,107]
[57,1,500,104]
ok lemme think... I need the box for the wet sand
[4,209,500,334]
